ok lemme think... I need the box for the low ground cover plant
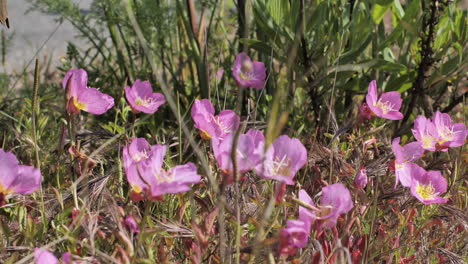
[0,0,467,263]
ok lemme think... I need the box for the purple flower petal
[232,52,266,89]
[432,111,468,150]
[410,169,448,205]
[354,166,368,189]
[34,248,59,264]
[125,80,165,114]
[0,149,41,197]
[76,87,114,115]
[255,135,307,185]
[62,69,87,98]
[298,189,315,226]
[124,215,140,234]
[280,220,310,248]
[412,115,437,151]
[365,80,403,120]
[62,68,114,115]
[319,183,353,228]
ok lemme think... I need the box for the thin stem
[31,59,47,232]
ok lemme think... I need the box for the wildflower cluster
[0,54,465,263]
[391,111,467,204]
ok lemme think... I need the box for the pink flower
[191,99,240,140]
[124,215,140,234]
[313,183,353,229]
[354,166,368,189]
[432,111,467,151]
[125,79,165,114]
[365,80,403,120]
[409,166,448,205]
[232,52,266,89]
[212,129,264,177]
[34,248,59,264]
[122,138,155,197]
[391,138,424,187]
[278,190,315,253]
[62,69,114,115]
[123,138,201,200]
[412,115,438,151]
[279,220,310,252]
[255,135,307,185]
[61,252,73,264]
[0,149,41,205]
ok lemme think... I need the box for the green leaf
[372,2,392,24]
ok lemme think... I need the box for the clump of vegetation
[1,0,466,263]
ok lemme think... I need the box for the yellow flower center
[373,99,394,115]
[199,130,212,140]
[132,184,142,194]
[416,183,437,200]
[436,125,455,144]
[0,184,12,195]
[73,97,87,111]
[135,97,155,107]
[421,135,435,148]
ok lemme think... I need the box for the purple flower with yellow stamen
[122,138,201,200]
[391,137,424,187]
[125,79,165,114]
[0,149,42,206]
[365,80,403,120]
[191,99,240,141]
[212,129,265,180]
[62,69,114,115]
[412,115,438,151]
[255,135,307,185]
[432,111,467,151]
[313,183,353,229]
[232,52,266,89]
[409,166,448,205]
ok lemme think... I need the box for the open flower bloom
[123,138,201,200]
[125,79,165,114]
[0,149,42,205]
[354,166,368,189]
[391,137,424,187]
[212,129,264,177]
[409,166,448,205]
[62,69,114,115]
[34,248,59,264]
[122,138,155,196]
[365,80,403,120]
[432,111,467,151]
[232,52,266,89]
[255,135,307,185]
[412,115,438,151]
[312,183,353,229]
[191,99,240,140]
